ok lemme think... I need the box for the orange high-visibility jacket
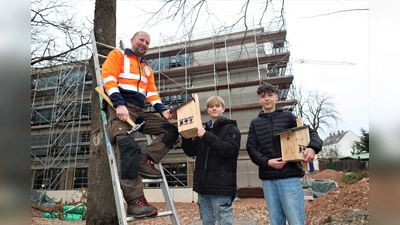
[101,49,166,113]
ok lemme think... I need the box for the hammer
[95,87,145,134]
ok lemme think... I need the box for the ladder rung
[142,178,163,183]
[126,210,173,221]
[95,41,117,50]
[99,54,107,59]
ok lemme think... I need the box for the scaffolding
[31,61,92,190]
[31,19,296,190]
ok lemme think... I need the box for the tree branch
[301,9,368,19]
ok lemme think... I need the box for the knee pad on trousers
[117,137,140,179]
[161,123,179,149]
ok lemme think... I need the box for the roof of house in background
[323,130,349,146]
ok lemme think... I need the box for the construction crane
[290,58,355,66]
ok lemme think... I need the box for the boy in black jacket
[246,83,322,225]
[182,96,241,225]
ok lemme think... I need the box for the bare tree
[319,146,339,161]
[139,0,367,43]
[85,0,118,224]
[140,0,285,60]
[31,0,91,67]
[301,8,368,19]
[289,84,342,136]
[144,0,284,38]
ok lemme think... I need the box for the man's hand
[161,109,177,120]
[303,148,316,163]
[116,105,129,122]
[268,158,287,169]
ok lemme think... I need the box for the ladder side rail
[90,31,104,89]
[145,135,181,225]
[159,161,181,225]
[91,30,128,225]
[101,114,127,225]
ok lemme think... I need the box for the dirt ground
[31,169,369,225]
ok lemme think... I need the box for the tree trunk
[86,0,117,224]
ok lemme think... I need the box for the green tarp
[31,190,56,206]
[307,179,338,197]
[302,179,338,198]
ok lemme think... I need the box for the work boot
[127,195,158,218]
[138,150,162,178]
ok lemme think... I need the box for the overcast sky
[75,0,369,139]
[284,1,368,139]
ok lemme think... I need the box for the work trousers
[106,103,179,202]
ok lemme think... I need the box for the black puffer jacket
[246,108,322,180]
[181,116,241,199]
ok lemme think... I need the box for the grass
[340,170,368,184]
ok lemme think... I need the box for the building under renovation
[31,21,296,191]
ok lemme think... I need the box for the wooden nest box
[274,118,310,162]
[175,93,202,139]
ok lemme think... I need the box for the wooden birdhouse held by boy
[274,118,310,162]
[175,93,203,139]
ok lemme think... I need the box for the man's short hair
[257,83,278,95]
[132,31,147,38]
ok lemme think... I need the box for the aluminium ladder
[91,30,180,225]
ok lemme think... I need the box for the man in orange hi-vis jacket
[101,31,179,218]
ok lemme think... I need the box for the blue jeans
[198,194,233,225]
[262,178,305,225]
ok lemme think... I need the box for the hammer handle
[95,87,137,127]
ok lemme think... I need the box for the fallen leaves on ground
[31,169,369,225]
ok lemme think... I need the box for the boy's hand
[268,158,287,169]
[303,148,316,162]
[197,127,205,138]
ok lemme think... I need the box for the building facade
[31,22,295,190]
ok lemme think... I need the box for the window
[32,170,45,190]
[73,168,88,189]
[32,169,61,190]
[164,163,187,187]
